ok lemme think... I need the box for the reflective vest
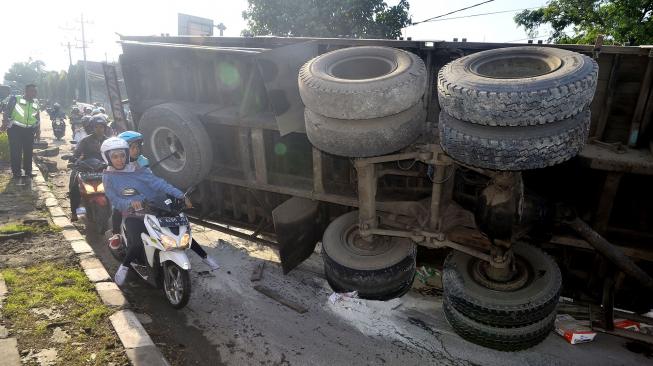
[10,95,39,127]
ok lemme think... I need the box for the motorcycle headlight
[83,183,95,193]
[160,235,177,251]
[179,233,191,249]
[96,183,104,192]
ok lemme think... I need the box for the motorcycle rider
[49,103,66,138]
[107,131,219,270]
[69,115,110,221]
[48,102,66,121]
[70,106,82,135]
[102,137,212,285]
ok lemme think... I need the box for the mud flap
[272,197,321,274]
[255,41,317,135]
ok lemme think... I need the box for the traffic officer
[0,84,40,180]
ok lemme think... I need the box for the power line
[409,7,542,25]
[413,0,495,25]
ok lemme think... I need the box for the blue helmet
[118,131,143,144]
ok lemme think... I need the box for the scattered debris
[34,147,60,158]
[555,314,597,344]
[22,348,58,366]
[614,319,641,332]
[328,291,359,305]
[33,141,49,149]
[22,218,49,227]
[253,285,308,314]
[50,327,71,343]
[250,261,265,282]
[34,156,58,173]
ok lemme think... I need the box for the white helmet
[101,137,129,168]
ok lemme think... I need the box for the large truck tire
[299,46,427,120]
[438,109,590,170]
[305,101,426,157]
[322,211,416,300]
[438,46,598,126]
[139,103,213,189]
[443,243,561,327]
[443,299,554,351]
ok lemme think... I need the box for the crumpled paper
[329,291,359,304]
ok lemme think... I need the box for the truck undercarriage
[114,35,653,350]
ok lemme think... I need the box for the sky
[0,0,550,79]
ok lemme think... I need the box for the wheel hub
[344,225,394,257]
[471,256,530,291]
[164,265,183,305]
[150,127,186,172]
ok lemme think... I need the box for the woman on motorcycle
[101,137,217,286]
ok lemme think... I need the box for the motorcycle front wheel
[163,262,191,309]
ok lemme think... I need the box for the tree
[3,59,45,92]
[514,0,653,45]
[3,60,82,108]
[242,0,411,39]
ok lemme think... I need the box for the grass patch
[0,222,62,235]
[1,262,128,365]
[0,132,9,162]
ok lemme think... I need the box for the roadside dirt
[0,165,69,268]
[0,160,128,365]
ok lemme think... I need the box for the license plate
[81,172,103,180]
[159,216,188,227]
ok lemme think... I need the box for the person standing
[0,84,40,180]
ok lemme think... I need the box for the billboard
[178,13,214,36]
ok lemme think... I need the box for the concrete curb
[0,275,21,366]
[31,163,169,366]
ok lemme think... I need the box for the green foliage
[515,0,653,45]
[0,222,62,235]
[0,132,8,162]
[3,59,44,91]
[242,0,411,38]
[3,60,83,107]
[1,262,126,365]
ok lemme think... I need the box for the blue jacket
[103,164,184,213]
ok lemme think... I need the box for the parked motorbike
[110,193,193,309]
[52,117,66,140]
[63,156,111,235]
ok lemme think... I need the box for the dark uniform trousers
[7,124,37,176]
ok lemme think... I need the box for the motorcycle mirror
[122,188,140,196]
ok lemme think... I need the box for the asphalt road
[38,113,653,365]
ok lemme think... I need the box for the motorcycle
[110,193,193,309]
[72,125,88,143]
[52,117,66,140]
[63,156,111,235]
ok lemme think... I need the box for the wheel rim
[327,56,397,80]
[163,264,184,306]
[323,211,415,271]
[470,256,531,292]
[150,126,186,173]
[341,224,396,257]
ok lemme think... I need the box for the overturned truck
[116,36,653,350]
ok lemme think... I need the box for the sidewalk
[0,159,168,365]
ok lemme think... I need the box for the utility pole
[216,23,226,36]
[65,42,73,67]
[80,13,91,103]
